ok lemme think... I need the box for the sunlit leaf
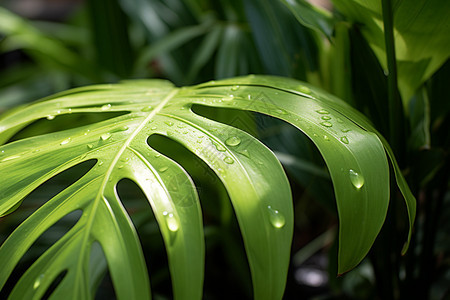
[0,75,414,298]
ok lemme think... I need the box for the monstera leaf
[0,75,415,299]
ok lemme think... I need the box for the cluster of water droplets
[315,109,351,144]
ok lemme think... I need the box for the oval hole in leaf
[0,210,82,299]
[0,159,97,220]
[41,270,68,299]
[116,178,173,298]
[7,112,127,143]
[147,134,254,297]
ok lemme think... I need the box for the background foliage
[0,0,449,299]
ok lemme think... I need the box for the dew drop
[1,155,20,162]
[155,154,161,158]
[87,144,94,149]
[46,115,55,120]
[247,94,252,100]
[32,149,40,153]
[121,157,130,162]
[163,211,179,232]
[177,123,186,129]
[267,206,286,229]
[33,274,44,289]
[336,118,343,123]
[316,109,330,114]
[340,136,349,144]
[100,133,111,141]
[159,166,168,173]
[164,121,174,126]
[323,135,330,141]
[60,138,71,145]
[341,129,351,133]
[141,106,153,112]
[274,108,288,115]
[213,142,226,152]
[101,104,112,111]
[98,161,104,166]
[231,85,240,91]
[298,86,311,94]
[225,136,241,147]
[115,125,128,132]
[222,96,234,101]
[237,149,250,158]
[224,157,234,164]
[349,169,364,189]
[118,165,124,169]
[320,121,333,127]
[321,116,331,120]
[151,126,157,130]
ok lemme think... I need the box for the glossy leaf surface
[0,75,414,298]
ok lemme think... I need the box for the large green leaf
[0,75,413,298]
[332,0,450,103]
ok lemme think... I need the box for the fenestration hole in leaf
[116,178,173,298]
[7,112,127,143]
[0,159,97,226]
[147,134,253,297]
[41,270,68,299]
[0,210,82,299]
[90,241,116,300]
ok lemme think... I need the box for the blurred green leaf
[332,0,450,103]
[280,0,335,40]
[0,7,100,81]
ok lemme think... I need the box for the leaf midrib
[76,88,180,282]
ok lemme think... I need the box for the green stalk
[381,0,401,154]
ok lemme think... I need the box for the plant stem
[381,0,402,156]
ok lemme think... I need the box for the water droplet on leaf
[298,86,311,94]
[274,108,288,115]
[87,144,94,149]
[267,206,286,229]
[349,169,364,189]
[323,135,330,141]
[320,121,333,127]
[231,85,240,91]
[100,133,111,141]
[165,121,174,126]
[159,166,168,173]
[33,274,44,289]
[213,142,226,152]
[60,138,71,145]
[316,109,330,114]
[225,136,241,147]
[101,104,111,111]
[321,116,331,120]
[46,115,55,120]
[224,157,234,164]
[163,211,179,232]
[340,136,349,144]
[1,155,20,162]
[237,149,250,158]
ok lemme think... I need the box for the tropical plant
[0,0,449,299]
[0,75,413,299]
